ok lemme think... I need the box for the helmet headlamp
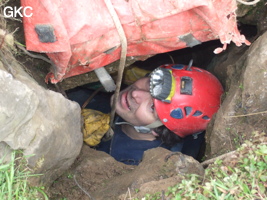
[149,67,175,103]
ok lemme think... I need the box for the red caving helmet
[149,64,224,138]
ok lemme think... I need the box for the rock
[47,146,204,200]
[236,1,267,35]
[121,148,205,200]
[128,148,205,190]
[47,144,135,200]
[205,31,267,159]
[0,54,83,186]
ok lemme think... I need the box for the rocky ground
[0,1,267,199]
[46,30,267,200]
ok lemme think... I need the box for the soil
[1,1,267,199]
[47,145,136,200]
[46,145,206,200]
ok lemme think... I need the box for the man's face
[111,77,158,126]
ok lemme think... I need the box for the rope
[74,174,96,200]
[104,0,128,131]
[82,87,104,109]
[226,110,267,118]
[236,0,261,5]
[15,43,58,79]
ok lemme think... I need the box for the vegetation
[1,133,266,200]
[136,132,267,200]
[0,150,48,200]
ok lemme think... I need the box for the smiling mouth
[125,91,131,110]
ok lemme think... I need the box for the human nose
[131,89,151,104]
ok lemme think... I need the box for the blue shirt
[97,125,184,165]
[96,123,204,165]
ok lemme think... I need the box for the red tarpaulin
[21,0,250,83]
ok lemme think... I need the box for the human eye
[138,77,150,91]
[150,103,155,112]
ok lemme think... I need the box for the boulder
[0,52,83,186]
[205,31,267,158]
[48,146,204,200]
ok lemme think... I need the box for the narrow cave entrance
[64,22,258,162]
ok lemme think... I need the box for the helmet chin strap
[115,120,163,133]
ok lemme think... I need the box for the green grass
[2,132,267,200]
[134,132,267,200]
[0,150,49,200]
